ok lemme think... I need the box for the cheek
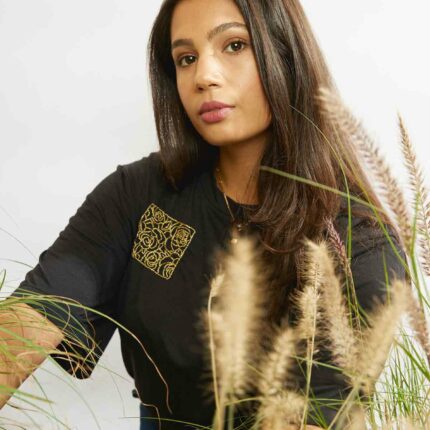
[176,74,194,114]
[177,82,203,132]
[238,67,271,125]
[177,82,189,112]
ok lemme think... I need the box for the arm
[0,301,64,409]
[8,162,140,378]
[1,159,149,408]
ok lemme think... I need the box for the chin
[204,139,241,148]
[202,131,247,146]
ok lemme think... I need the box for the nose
[194,53,222,91]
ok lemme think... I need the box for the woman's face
[170,0,272,150]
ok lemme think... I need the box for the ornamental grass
[1,86,429,429]
[202,87,430,430]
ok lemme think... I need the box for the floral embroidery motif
[132,203,196,279]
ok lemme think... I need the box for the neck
[214,138,267,205]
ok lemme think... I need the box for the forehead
[170,0,245,38]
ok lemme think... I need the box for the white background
[1,1,429,429]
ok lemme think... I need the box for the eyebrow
[171,22,248,51]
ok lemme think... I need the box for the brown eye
[225,40,247,53]
[177,55,196,68]
[176,39,248,69]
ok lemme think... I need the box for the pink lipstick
[199,100,234,124]
[200,107,234,123]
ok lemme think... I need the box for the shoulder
[333,198,401,257]
[328,201,407,310]
[331,199,407,311]
[119,150,163,181]
[80,151,169,225]
[112,150,171,196]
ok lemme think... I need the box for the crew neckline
[225,194,259,210]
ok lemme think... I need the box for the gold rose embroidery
[132,203,196,279]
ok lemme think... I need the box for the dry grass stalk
[316,86,412,251]
[289,243,323,429]
[306,239,357,371]
[398,110,430,370]
[203,232,417,429]
[256,320,306,428]
[209,270,225,300]
[294,240,323,342]
[398,112,430,274]
[292,239,322,341]
[353,279,409,395]
[257,322,297,399]
[195,269,227,428]
[258,390,306,430]
[323,216,365,332]
[204,235,270,430]
[304,239,410,421]
[324,217,353,283]
[344,405,367,430]
[215,236,268,400]
[405,287,430,365]
[294,273,321,342]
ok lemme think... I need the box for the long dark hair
[147,0,395,324]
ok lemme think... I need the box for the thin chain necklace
[214,163,249,245]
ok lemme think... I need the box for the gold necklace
[214,164,249,245]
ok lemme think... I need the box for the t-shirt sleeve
[305,217,407,427]
[8,164,136,379]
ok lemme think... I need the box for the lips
[199,100,234,115]
[200,107,234,124]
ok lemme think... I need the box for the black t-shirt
[10,151,406,428]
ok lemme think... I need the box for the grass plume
[353,280,409,396]
[305,239,357,372]
[204,235,270,429]
[398,112,430,274]
[316,87,412,251]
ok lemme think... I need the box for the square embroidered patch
[132,203,196,279]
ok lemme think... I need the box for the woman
[6,0,405,429]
